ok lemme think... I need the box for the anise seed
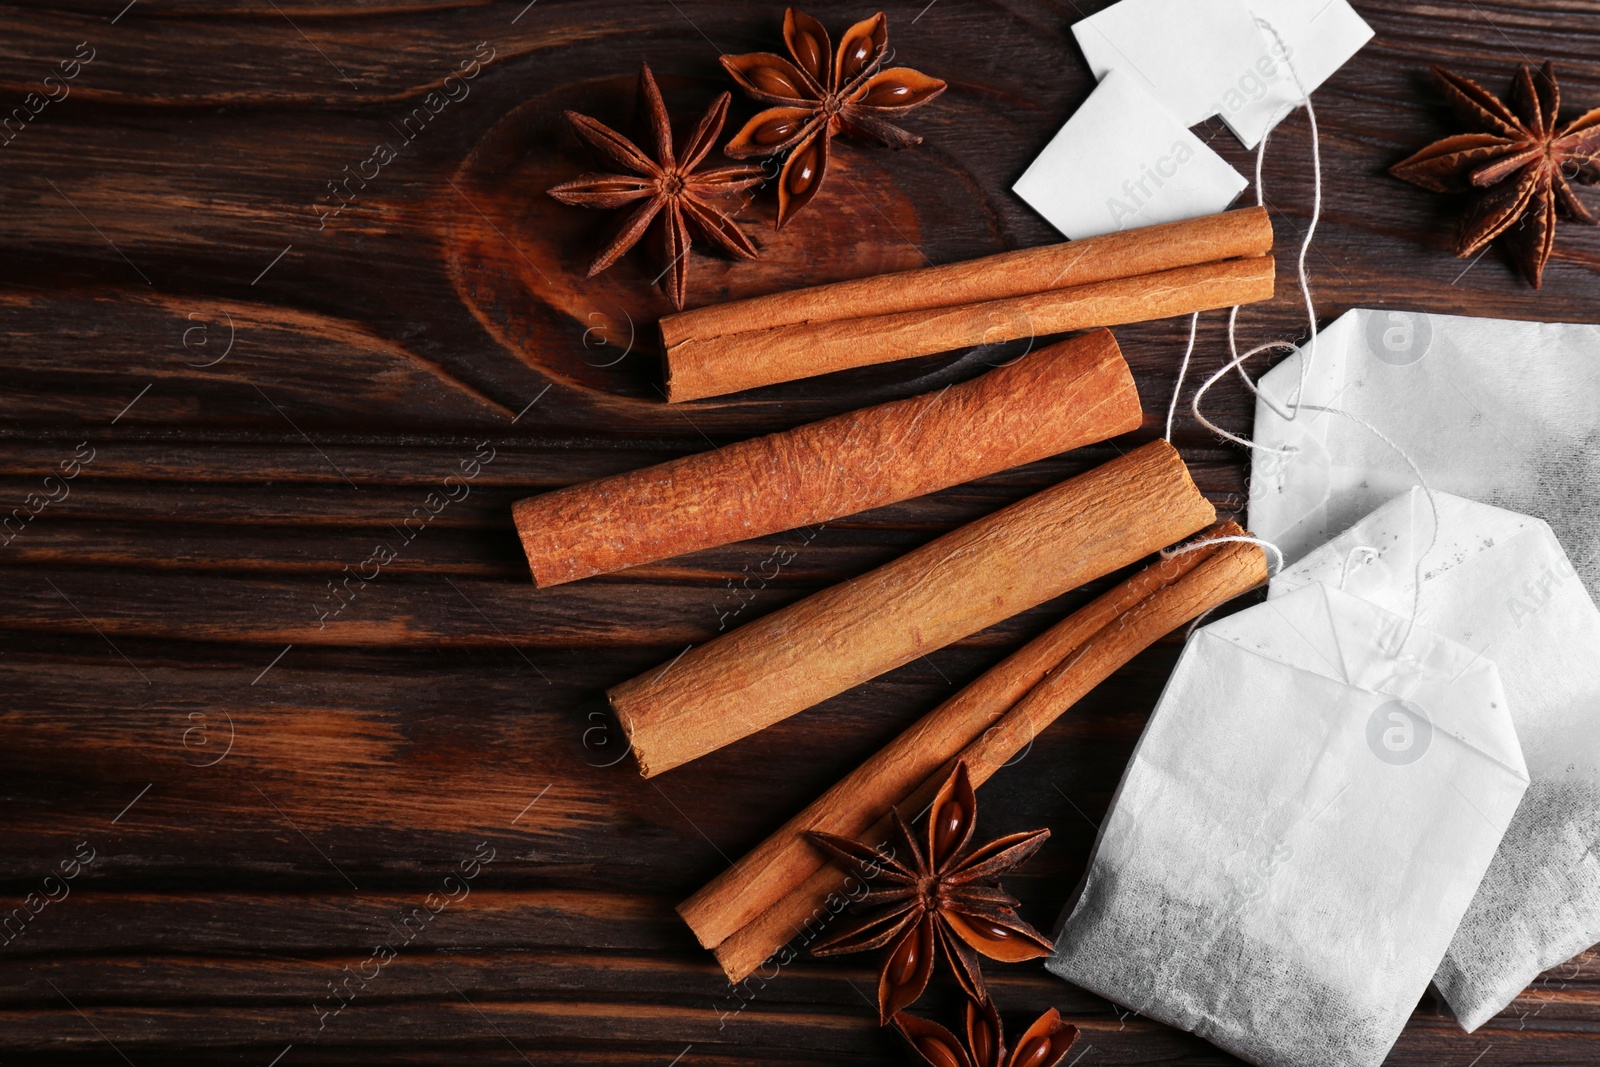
[842,39,874,80]
[861,80,917,107]
[964,917,1015,944]
[889,929,921,986]
[917,1036,966,1067]
[933,798,963,860]
[754,115,802,145]
[1013,1037,1054,1067]
[970,1016,997,1064]
[786,146,820,194]
[791,32,824,77]
[752,67,802,96]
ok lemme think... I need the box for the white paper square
[1072,0,1372,148]
[1073,0,1299,147]
[1013,69,1246,240]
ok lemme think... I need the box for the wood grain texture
[2,1,1599,1064]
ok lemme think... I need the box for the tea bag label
[1013,70,1246,240]
[1071,0,1372,148]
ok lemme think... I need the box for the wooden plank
[2,1,1600,1063]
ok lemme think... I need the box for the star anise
[1390,61,1600,288]
[894,997,1080,1067]
[547,62,766,309]
[721,8,946,228]
[807,761,1054,1024]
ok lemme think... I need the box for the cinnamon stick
[608,440,1215,778]
[513,329,1140,588]
[660,207,1273,348]
[688,525,1267,982]
[665,255,1275,402]
[678,530,1243,950]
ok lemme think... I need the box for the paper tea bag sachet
[1248,309,1600,601]
[1274,488,1600,1030]
[1048,583,1529,1067]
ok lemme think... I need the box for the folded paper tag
[1048,582,1529,1067]
[1013,69,1246,240]
[1273,488,1600,1031]
[1071,0,1371,147]
[1249,309,1600,602]
[1244,0,1373,127]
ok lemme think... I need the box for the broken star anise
[894,997,1080,1067]
[547,62,766,309]
[807,761,1054,1024]
[721,8,947,228]
[1390,61,1600,288]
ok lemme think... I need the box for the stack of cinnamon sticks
[510,206,1278,985]
[679,523,1268,981]
[661,206,1275,402]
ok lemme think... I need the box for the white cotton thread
[1164,534,1285,578]
[1254,16,1321,418]
[1163,18,1320,435]
[1170,18,1442,652]
[1190,339,1299,453]
[1165,312,1201,442]
[1254,128,1268,205]
[1294,404,1440,652]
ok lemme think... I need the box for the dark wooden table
[4,1,1599,1063]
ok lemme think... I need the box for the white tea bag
[1013,69,1246,240]
[1048,583,1529,1067]
[1249,309,1600,602]
[1273,488,1600,1031]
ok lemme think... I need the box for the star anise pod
[1390,61,1600,288]
[894,997,1080,1067]
[807,761,1053,1024]
[720,8,946,228]
[547,62,766,309]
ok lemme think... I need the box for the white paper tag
[1071,0,1372,148]
[1241,0,1374,116]
[1013,69,1246,240]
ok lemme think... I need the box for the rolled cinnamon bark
[665,255,1275,402]
[659,207,1273,349]
[514,329,1140,587]
[692,526,1267,982]
[608,440,1216,778]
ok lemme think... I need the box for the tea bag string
[1162,311,1201,442]
[1174,16,1441,655]
[1162,26,1317,444]
[1162,534,1284,578]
